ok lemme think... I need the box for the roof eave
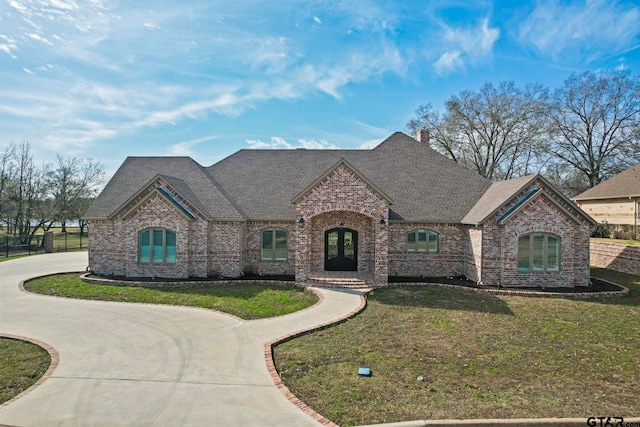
[573,194,640,201]
[465,175,539,226]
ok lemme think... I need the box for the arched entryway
[324,227,358,271]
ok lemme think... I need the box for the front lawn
[0,338,50,404]
[24,274,318,320]
[274,269,640,426]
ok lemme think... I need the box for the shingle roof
[92,132,584,224]
[84,157,243,220]
[207,132,494,222]
[573,162,640,200]
[462,175,538,225]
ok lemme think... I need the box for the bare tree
[0,142,17,230]
[6,142,47,244]
[46,155,104,233]
[545,70,640,192]
[407,81,549,181]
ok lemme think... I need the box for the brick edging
[264,289,370,427]
[387,280,629,299]
[0,333,60,407]
[79,272,297,288]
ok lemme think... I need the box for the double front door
[325,228,358,271]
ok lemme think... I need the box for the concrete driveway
[0,252,365,426]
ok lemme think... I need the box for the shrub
[590,222,610,238]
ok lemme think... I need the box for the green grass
[24,273,318,320]
[592,237,640,246]
[0,338,51,404]
[274,269,640,426]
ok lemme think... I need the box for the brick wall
[388,222,465,277]
[243,221,296,276]
[481,181,591,288]
[590,241,640,275]
[208,221,243,277]
[464,227,482,282]
[88,185,209,279]
[295,164,389,285]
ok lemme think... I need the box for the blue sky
[1,0,639,177]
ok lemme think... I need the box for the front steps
[305,272,373,288]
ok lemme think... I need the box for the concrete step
[305,276,371,288]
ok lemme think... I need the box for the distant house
[573,163,640,227]
[84,132,595,288]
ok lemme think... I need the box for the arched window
[407,229,438,253]
[139,228,176,264]
[518,233,560,272]
[261,228,288,261]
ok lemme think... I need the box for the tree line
[406,69,640,196]
[0,141,104,246]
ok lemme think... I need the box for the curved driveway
[0,253,364,426]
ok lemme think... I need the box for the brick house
[84,132,595,287]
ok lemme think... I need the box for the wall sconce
[339,222,344,228]
[298,217,306,227]
[379,217,386,228]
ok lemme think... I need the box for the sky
[1,0,640,178]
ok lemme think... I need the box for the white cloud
[28,33,53,45]
[519,0,640,63]
[358,138,383,149]
[313,16,322,24]
[298,139,338,149]
[246,137,338,150]
[434,50,462,75]
[432,18,499,75]
[246,137,293,149]
[169,135,218,156]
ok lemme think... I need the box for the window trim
[138,228,176,264]
[261,228,288,261]
[517,232,560,272]
[407,229,439,253]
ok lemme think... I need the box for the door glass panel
[327,231,338,260]
[344,231,354,260]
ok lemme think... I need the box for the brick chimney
[417,129,430,146]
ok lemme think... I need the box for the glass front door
[324,228,358,271]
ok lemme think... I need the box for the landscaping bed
[24,273,317,320]
[0,338,51,404]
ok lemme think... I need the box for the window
[407,229,438,253]
[518,233,560,272]
[261,228,288,261]
[139,228,176,264]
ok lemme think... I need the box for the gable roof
[462,175,538,225]
[91,132,591,225]
[463,174,595,226]
[291,158,394,205]
[207,132,493,222]
[83,157,243,221]
[573,162,640,200]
